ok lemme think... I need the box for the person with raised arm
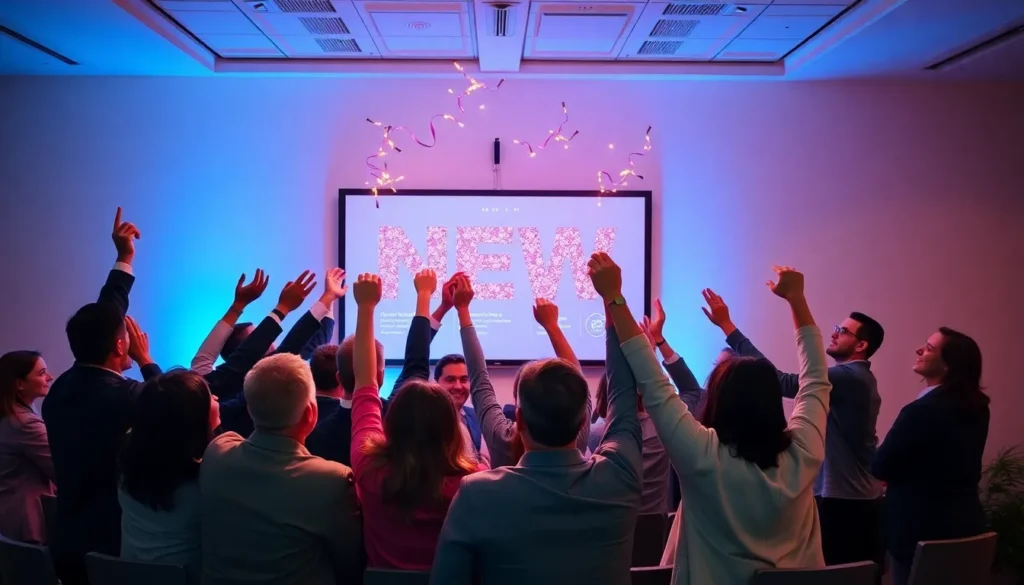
[457,278,590,468]
[42,207,163,585]
[211,269,345,437]
[431,264,642,585]
[348,272,481,569]
[702,288,885,567]
[611,259,833,585]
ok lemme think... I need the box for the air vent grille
[274,0,335,13]
[638,40,681,55]
[316,37,361,52]
[663,3,725,16]
[651,19,698,37]
[300,16,349,34]
[492,5,510,37]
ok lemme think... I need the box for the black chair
[0,533,58,585]
[39,495,56,543]
[84,552,187,585]
[363,568,431,585]
[631,566,672,585]
[751,561,879,585]
[631,513,668,567]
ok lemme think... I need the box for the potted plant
[982,446,1024,584]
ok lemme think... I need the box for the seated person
[430,271,643,585]
[304,343,363,466]
[349,270,484,570]
[200,353,362,585]
[119,370,220,584]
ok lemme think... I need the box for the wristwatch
[606,296,626,307]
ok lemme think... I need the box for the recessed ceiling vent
[299,16,350,34]
[490,3,512,37]
[316,37,361,52]
[638,40,681,55]
[663,3,726,17]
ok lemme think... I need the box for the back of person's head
[362,379,476,513]
[310,344,340,393]
[700,356,792,470]
[937,326,989,410]
[244,353,316,436]
[336,334,384,395]
[220,323,253,361]
[850,312,885,358]
[0,350,43,420]
[120,370,215,511]
[515,358,590,448]
[66,302,126,365]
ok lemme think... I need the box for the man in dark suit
[305,343,354,466]
[42,208,161,585]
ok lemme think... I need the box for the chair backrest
[39,495,57,543]
[363,568,431,585]
[85,552,187,585]
[631,566,672,585]
[908,532,998,585]
[751,561,878,585]
[631,513,668,568]
[0,534,58,585]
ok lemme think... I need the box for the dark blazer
[215,312,329,437]
[387,316,482,454]
[872,386,990,562]
[306,394,353,466]
[41,268,163,566]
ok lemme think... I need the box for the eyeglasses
[833,325,862,340]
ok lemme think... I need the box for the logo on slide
[584,313,606,338]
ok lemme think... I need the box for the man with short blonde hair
[201,353,363,585]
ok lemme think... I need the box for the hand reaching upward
[277,270,317,313]
[112,207,141,264]
[440,272,462,309]
[234,269,269,308]
[452,275,474,309]
[587,252,622,301]
[125,315,152,366]
[767,265,805,302]
[353,273,382,307]
[324,268,347,300]
[647,299,666,341]
[532,298,559,329]
[701,289,732,328]
[414,268,438,296]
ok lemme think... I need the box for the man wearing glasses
[701,288,885,569]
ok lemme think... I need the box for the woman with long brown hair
[873,327,990,585]
[0,350,55,543]
[349,270,482,570]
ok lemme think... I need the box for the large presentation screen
[340,190,651,364]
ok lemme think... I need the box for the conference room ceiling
[0,0,1022,78]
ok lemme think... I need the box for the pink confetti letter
[378,226,448,299]
[519,227,617,300]
[456,227,514,300]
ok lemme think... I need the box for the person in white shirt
[602,258,832,585]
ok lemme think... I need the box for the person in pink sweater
[349,269,483,570]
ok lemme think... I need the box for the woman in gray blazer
[0,350,56,543]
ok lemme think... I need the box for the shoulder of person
[206,431,245,454]
[299,455,356,486]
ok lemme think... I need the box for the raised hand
[587,252,622,300]
[640,318,657,349]
[323,268,347,300]
[532,298,559,329]
[234,269,269,308]
[277,270,317,313]
[767,265,805,302]
[353,273,382,307]
[125,315,152,365]
[112,207,141,264]
[648,298,666,341]
[701,289,733,327]
[452,275,474,309]
[414,268,438,296]
[440,272,463,309]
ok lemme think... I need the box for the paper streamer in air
[597,126,653,203]
[512,102,580,157]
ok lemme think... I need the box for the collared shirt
[917,385,938,399]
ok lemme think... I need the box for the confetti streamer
[512,102,580,157]
[597,126,653,203]
[364,61,505,206]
